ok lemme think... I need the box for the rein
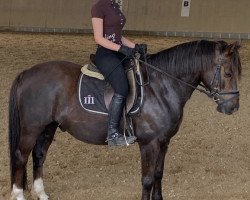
[135,57,211,96]
[134,56,239,102]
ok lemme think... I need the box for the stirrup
[106,133,136,147]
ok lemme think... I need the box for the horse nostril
[213,96,219,102]
[233,107,239,112]
[216,105,224,113]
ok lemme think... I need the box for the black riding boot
[106,93,136,146]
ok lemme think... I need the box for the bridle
[204,64,239,104]
[134,56,239,104]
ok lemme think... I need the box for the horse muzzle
[216,92,240,115]
[217,103,239,115]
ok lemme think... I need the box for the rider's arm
[92,18,121,52]
[121,36,135,48]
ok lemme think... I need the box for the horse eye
[224,72,232,78]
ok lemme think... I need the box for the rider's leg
[95,47,136,146]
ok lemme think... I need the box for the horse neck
[148,70,201,106]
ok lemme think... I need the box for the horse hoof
[10,185,26,200]
[31,190,49,200]
[31,178,49,200]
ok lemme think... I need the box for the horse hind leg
[31,122,58,200]
[10,127,44,200]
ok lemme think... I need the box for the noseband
[135,57,239,104]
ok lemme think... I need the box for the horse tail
[9,73,27,189]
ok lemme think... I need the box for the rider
[91,0,146,146]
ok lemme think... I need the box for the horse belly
[61,109,109,145]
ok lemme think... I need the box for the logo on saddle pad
[84,95,95,105]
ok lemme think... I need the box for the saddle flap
[104,67,137,112]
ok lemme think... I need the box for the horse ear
[225,41,241,56]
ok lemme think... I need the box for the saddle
[80,54,145,116]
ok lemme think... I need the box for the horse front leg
[151,142,169,200]
[31,122,57,200]
[139,140,160,200]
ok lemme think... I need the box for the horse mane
[147,40,241,78]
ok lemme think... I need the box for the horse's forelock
[218,41,242,79]
[232,50,242,79]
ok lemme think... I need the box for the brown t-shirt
[91,0,126,45]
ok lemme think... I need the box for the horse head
[201,41,241,115]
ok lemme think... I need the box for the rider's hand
[135,43,147,56]
[118,45,136,57]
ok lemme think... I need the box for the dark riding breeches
[95,46,129,97]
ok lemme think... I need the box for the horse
[9,40,241,200]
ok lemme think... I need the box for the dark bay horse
[9,40,241,200]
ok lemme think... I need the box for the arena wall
[0,0,250,39]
